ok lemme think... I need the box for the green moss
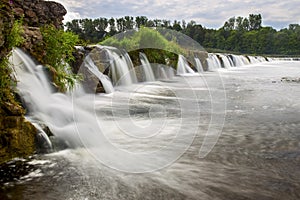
[0,116,36,164]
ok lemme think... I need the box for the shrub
[40,25,81,91]
[0,19,24,102]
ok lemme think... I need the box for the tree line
[65,14,300,55]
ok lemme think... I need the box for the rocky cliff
[0,0,67,164]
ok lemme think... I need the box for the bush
[41,25,81,91]
[101,27,184,54]
[0,19,24,102]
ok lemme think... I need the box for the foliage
[66,14,300,55]
[101,27,184,54]
[40,25,81,91]
[0,19,24,102]
[7,19,24,49]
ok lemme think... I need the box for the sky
[55,0,300,30]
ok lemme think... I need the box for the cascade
[231,55,250,66]
[206,53,222,70]
[158,66,168,79]
[10,48,107,148]
[139,52,156,82]
[219,54,232,68]
[177,55,195,75]
[105,48,137,86]
[194,57,204,72]
[227,55,235,67]
[83,55,114,93]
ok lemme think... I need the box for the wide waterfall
[139,52,156,82]
[206,53,268,70]
[9,47,271,151]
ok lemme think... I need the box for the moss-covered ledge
[0,106,36,164]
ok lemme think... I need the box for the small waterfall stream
[177,55,196,75]
[106,48,138,86]
[139,52,156,82]
[83,55,114,93]
[194,57,204,73]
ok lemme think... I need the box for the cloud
[56,0,300,29]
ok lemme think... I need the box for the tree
[249,14,262,30]
[236,16,244,31]
[223,17,235,31]
[124,16,134,30]
[108,17,117,35]
[116,17,126,32]
[135,16,148,28]
[172,20,182,31]
[242,18,250,31]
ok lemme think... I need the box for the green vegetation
[0,19,24,102]
[101,27,183,54]
[40,25,81,91]
[66,14,300,56]
[101,27,184,66]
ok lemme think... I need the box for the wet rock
[281,77,300,83]
[0,115,37,164]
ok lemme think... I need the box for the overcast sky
[56,0,300,29]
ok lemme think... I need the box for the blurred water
[1,61,300,200]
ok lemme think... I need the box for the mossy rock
[0,116,37,164]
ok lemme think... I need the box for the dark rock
[281,77,300,83]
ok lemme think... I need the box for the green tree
[249,14,262,30]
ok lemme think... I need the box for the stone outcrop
[0,0,67,164]
[11,0,66,28]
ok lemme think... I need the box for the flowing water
[1,49,300,199]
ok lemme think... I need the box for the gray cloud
[57,0,300,29]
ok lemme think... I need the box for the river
[1,60,300,200]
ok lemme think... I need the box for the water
[139,52,156,82]
[206,53,222,70]
[82,55,114,93]
[106,48,138,86]
[177,55,196,75]
[195,57,204,72]
[2,49,300,199]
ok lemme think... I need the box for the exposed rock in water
[281,77,300,83]
[0,106,37,164]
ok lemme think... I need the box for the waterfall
[106,48,137,86]
[10,48,110,148]
[227,55,235,67]
[158,66,168,79]
[219,55,232,69]
[231,55,250,66]
[177,55,195,75]
[83,55,114,93]
[206,53,222,70]
[139,52,156,82]
[194,57,204,72]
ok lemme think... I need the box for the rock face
[0,0,67,164]
[11,0,66,28]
